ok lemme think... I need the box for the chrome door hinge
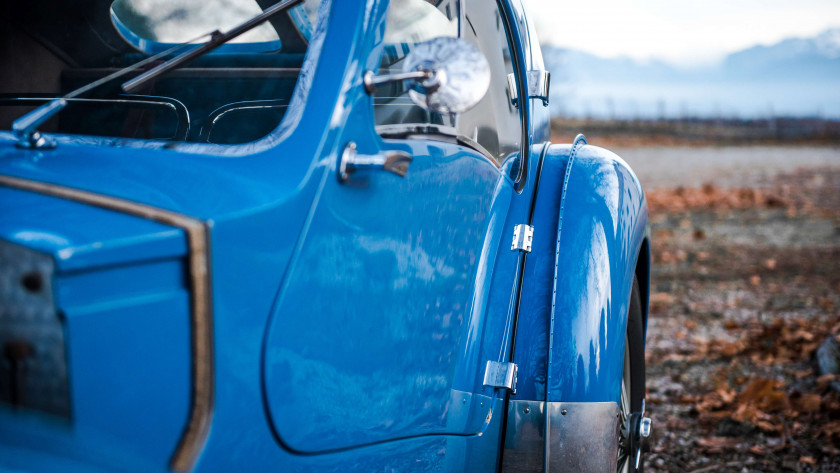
[511,224,534,253]
[483,361,518,394]
[507,70,551,107]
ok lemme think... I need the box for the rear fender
[503,137,649,472]
[513,137,649,404]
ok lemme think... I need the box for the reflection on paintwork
[545,145,647,404]
[263,146,507,452]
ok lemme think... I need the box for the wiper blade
[12,31,214,149]
[122,0,303,93]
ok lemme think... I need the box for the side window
[374,0,523,165]
[458,0,521,163]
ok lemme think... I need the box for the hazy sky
[526,0,840,64]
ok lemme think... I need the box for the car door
[262,0,526,454]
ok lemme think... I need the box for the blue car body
[0,0,650,471]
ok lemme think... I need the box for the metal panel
[502,400,621,473]
[502,400,545,473]
[0,239,69,418]
[543,143,649,404]
[546,402,620,472]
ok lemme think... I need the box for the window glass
[373,0,459,131]
[1,0,326,146]
[112,0,280,43]
[374,0,522,164]
[458,0,521,163]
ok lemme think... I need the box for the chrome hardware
[363,70,434,94]
[640,416,651,438]
[364,37,491,114]
[511,224,534,253]
[338,142,413,182]
[507,70,551,107]
[12,98,65,149]
[483,360,518,393]
[622,401,652,470]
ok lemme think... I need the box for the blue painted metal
[544,142,649,403]
[0,0,649,472]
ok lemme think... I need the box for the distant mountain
[723,28,840,79]
[544,28,840,119]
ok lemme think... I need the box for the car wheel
[617,276,647,473]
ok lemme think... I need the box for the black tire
[627,276,646,414]
[619,276,646,473]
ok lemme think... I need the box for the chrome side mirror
[364,37,490,114]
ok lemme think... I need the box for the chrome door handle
[338,142,412,182]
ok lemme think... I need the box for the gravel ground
[616,146,840,190]
[625,149,840,473]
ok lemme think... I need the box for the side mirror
[363,37,490,114]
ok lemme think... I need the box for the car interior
[0,0,312,145]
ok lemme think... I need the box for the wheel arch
[512,138,650,404]
[635,235,651,335]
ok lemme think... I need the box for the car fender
[504,136,650,471]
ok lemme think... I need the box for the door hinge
[511,224,534,253]
[483,361,518,394]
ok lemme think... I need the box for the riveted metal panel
[502,400,545,473]
[546,402,620,472]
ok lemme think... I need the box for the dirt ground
[615,146,840,472]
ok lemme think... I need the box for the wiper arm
[12,32,214,149]
[122,0,302,93]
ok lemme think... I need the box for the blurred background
[528,0,840,470]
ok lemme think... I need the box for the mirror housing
[364,37,490,114]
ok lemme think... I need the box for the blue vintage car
[0,0,651,471]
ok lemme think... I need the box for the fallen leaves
[643,167,840,471]
[685,317,836,364]
[646,183,790,213]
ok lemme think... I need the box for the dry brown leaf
[749,444,768,454]
[738,378,789,413]
[817,374,839,390]
[799,456,817,465]
[696,436,740,452]
[793,393,822,413]
[724,320,740,330]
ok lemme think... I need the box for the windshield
[0,0,323,146]
[112,0,281,44]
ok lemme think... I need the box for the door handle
[338,142,412,182]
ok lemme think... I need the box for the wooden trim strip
[0,175,213,472]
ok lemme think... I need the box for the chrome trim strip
[0,175,213,472]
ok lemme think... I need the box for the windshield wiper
[11,0,302,149]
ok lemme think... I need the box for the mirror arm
[363,70,433,94]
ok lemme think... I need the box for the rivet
[561,409,567,415]
[524,407,530,414]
